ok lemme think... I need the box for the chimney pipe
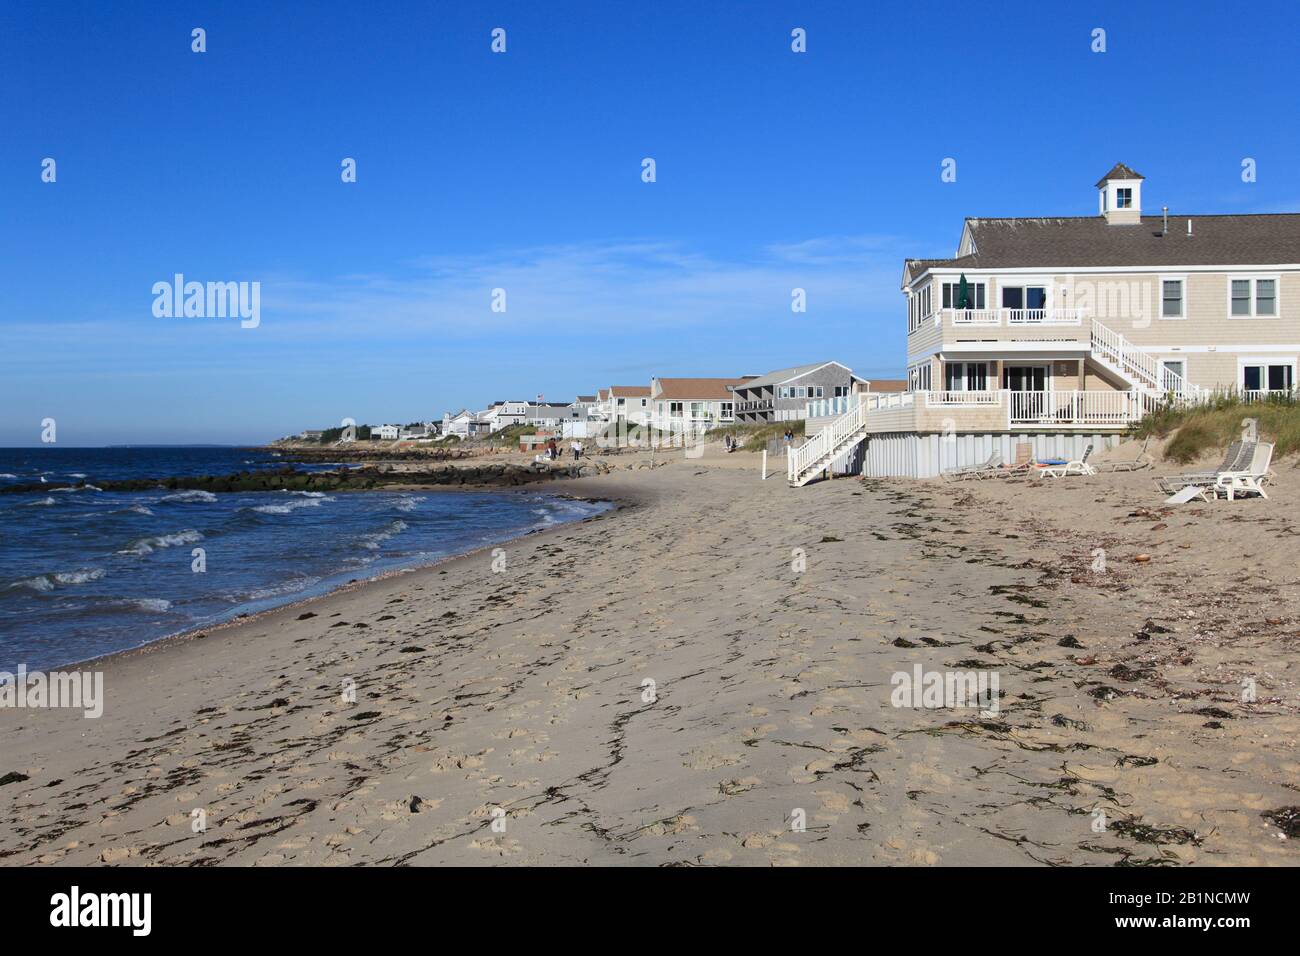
[1187,219,1193,238]
[1162,206,1168,236]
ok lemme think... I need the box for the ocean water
[0,447,609,671]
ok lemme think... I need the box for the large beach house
[788,164,1300,483]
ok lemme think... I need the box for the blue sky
[3,0,1299,445]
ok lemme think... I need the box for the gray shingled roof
[905,213,1300,284]
[1095,163,1145,186]
[729,361,846,391]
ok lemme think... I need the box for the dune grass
[1136,394,1300,464]
[709,421,805,452]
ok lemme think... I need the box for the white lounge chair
[1103,437,1153,472]
[1036,444,1096,479]
[1215,441,1273,500]
[1157,441,1250,500]
[941,453,1001,482]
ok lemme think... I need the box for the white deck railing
[887,389,1156,427]
[925,390,1001,406]
[1007,389,1153,425]
[942,307,1087,327]
[865,391,915,411]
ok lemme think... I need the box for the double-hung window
[1230,277,1278,317]
[1160,279,1184,318]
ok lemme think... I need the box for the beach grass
[709,420,805,452]
[1136,393,1300,463]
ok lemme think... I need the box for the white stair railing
[787,394,868,483]
[1089,319,1205,400]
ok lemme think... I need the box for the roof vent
[1162,206,1168,236]
[1187,219,1193,238]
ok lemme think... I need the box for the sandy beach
[2,443,1298,866]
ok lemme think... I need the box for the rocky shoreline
[0,458,661,495]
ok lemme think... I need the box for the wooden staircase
[787,396,869,486]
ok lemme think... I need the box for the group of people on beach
[541,438,583,461]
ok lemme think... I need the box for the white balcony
[1005,389,1148,426]
[863,389,1152,431]
[943,307,1087,327]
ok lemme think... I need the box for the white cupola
[1096,163,1144,225]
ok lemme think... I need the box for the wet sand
[2,446,1298,865]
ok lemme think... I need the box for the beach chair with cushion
[1214,441,1274,500]
[941,452,1001,482]
[994,442,1036,480]
[1104,437,1153,472]
[1036,444,1096,479]
[1156,440,1250,501]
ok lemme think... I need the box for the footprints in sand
[4,470,1296,866]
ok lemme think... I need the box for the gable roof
[575,395,596,403]
[1095,162,1145,186]
[731,361,851,391]
[905,213,1300,285]
[651,377,746,401]
[609,385,650,398]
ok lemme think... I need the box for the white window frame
[999,281,1050,312]
[1160,359,1186,390]
[1227,274,1280,318]
[941,280,987,310]
[1238,356,1296,393]
[1160,276,1186,319]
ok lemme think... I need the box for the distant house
[375,424,400,440]
[729,361,865,424]
[599,385,652,425]
[648,377,742,430]
[299,429,324,441]
[441,409,491,438]
[526,402,573,426]
[400,423,435,440]
[481,401,530,431]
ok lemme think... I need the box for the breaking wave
[161,490,218,504]
[119,529,204,556]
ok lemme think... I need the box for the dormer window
[1115,188,1133,208]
